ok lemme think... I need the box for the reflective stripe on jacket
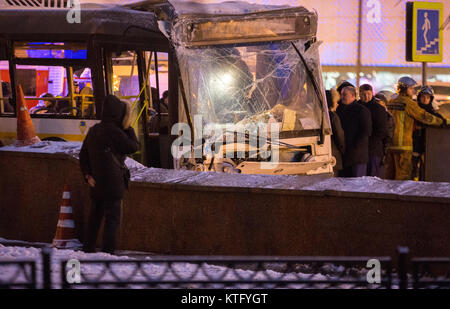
[387,94,443,151]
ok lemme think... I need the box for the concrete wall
[1,151,449,259]
[425,127,450,182]
[0,152,90,244]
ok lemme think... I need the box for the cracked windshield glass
[178,40,326,142]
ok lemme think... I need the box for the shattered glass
[176,40,329,144]
[167,1,331,168]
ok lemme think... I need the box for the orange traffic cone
[52,184,82,250]
[14,84,40,147]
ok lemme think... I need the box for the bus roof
[127,0,298,17]
[0,7,164,41]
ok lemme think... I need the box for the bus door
[104,47,169,167]
[146,51,170,168]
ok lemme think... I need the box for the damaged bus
[0,0,333,175]
[145,0,334,175]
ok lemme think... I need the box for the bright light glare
[210,71,235,94]
[219,72,233,87]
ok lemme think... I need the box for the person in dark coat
[358,84,391,177]
[336,86,372,177]
[374,92,395,178]
[79,95,139,254]
[326,89,345,177]
[160,90,169,113]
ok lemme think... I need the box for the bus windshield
[177,40,327,139]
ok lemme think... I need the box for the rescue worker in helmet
[417,86,445,120]
[412,86,445,180]
[385,77,444,180]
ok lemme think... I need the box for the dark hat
[337,81,355,94]
[359,84,373,92]
[374,93,388,105]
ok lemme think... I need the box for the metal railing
[0,260,36,289]
[60,256,392,289]
[412,257,450,289]
[1,246,449,289]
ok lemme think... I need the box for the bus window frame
[2,39,102,119]
[104,48,170,123]
[13,41,88,61]
[0,41,16,117]
[13,62,95,119]
[103,46,162,113]
[0,39,7,60]
[102,44,171,166]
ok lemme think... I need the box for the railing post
[42,246,52,289]
[397,246,409,289]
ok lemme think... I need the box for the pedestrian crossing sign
[407,1,443,62]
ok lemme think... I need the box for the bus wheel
[42,137,67,142]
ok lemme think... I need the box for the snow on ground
[0,241,134,288]
[0,240,380,289]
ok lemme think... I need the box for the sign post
[406,1,444,85]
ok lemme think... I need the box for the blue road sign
[411,2,443,62]
[416,9,440,55]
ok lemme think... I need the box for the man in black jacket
[326,89,345,177]
[358,84,390,177]
[337,86,372,177]
[79,95,139,254]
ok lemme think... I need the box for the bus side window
[0,60,14,115]
[12,64,95,118]
[16,64,68,115]
[111,51,140,102]
[145,51,169,115]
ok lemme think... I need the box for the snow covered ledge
[1,141,449,258]
[1,141,449,201]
